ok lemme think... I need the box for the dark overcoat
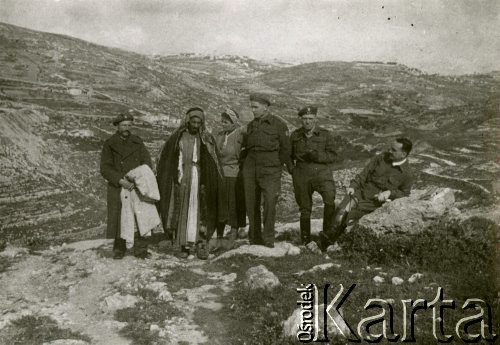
[100,133,152,239]
[156,126,222,241]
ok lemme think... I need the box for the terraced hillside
[0,22,498,245]
[0,22,277,244]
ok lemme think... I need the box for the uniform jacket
[350,152,414,201]
[242,114,292,168]
[290,126,337,167]
[100,133,152,239]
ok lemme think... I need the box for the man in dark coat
[156,107,222,259]
[100,112,153,259]
[320,137,415,247]
[242,93,293,248]
[290,106,338,245]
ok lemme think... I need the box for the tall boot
[323,203,336,234]
[300,217,311,245]
[326,223,347,247]
[318,203,337,251]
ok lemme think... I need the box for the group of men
[100,92,414,259]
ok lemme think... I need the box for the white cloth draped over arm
[121,164,162,248]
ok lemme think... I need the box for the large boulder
[357,187,456,235]
[0,245,28,258]
[102,293,139,312]
[243,265,280,290]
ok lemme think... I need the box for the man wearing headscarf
[214,108,247,250]
[156,107,222,259]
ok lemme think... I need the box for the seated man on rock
[319,137,415,248]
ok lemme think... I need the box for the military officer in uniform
[290,106,338,245]
[242,93,292,248]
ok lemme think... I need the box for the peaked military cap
[298,106,318,117]
[249,93,271,106]
[112,112,134,126]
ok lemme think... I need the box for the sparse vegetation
[0,21,497,247]
[0,256,12,273]
[114,288,182,345]
[156,267,208,293]
[118,323,164,345]
[198,220,498,344]
[0,21,498,345]
[0,315,91,345]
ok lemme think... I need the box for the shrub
[340,216,497,299]
[0,315,90,345]
[114,289,182,345]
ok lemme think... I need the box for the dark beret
[112,112,134,126]
[298,106,318,117]
[249,93,271,106]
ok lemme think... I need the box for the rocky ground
[0,238,238,345]
[0,188,498,345]
[1,22,499,247]
[0,22,498,345]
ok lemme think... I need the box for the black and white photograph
[0,0,498,344]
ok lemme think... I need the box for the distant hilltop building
[141,113,181,127]
[354,61,398,66]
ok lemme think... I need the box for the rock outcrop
[43,340,90,345]
[103,293,139,313]
[294,263,341,276]
[243,265,280,290]
[212,242,300,261]
[357,187,457,235]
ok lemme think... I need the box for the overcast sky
[1,0,499,74]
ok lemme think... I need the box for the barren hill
[0,22,498,245]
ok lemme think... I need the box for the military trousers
[347,197,381,222]
[292,164,336,244]
[242,153,281,247]
[324,195,382,245]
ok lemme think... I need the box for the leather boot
[323,203,336,234]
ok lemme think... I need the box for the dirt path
[0,239,236,345]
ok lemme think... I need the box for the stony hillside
[0,22,279,244]
[0,22,498,245]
